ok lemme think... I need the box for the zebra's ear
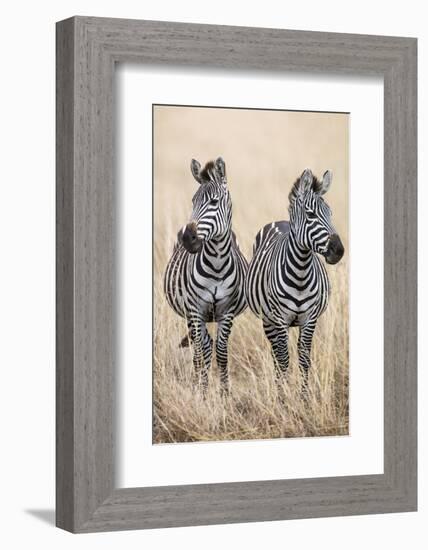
[298,168,313,196]
[191,159,202,184]
[319,170,333,195]
[215,157,226,180]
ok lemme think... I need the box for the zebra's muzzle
[182,223,203,254]
[324,234,344,265]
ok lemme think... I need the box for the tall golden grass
[153,260,348,444]
[153,106,349,444]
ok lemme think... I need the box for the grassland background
[153,105,349,444]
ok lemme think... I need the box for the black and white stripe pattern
[245,169,344,394]
[164,157,248,393]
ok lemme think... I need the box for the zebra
[164,157,248,393]
[245,168,344,395]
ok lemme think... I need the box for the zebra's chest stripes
[275,246,328,312]
[165,240,247,321]
[247,228,330,322]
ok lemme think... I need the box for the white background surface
[0,1,425,548]
[118,67,384,488]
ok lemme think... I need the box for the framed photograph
[56,16,417,532]
[151,104,350,446]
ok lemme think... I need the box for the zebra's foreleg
[263,318,290,382]
[188,317,213,392]
[216,315,234,395]
[297,320,316,397]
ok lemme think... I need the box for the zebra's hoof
[220,385,230,399]
[301,387,310,403]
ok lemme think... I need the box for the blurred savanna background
[153,104,349,444]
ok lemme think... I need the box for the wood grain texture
[56,18,75,532]
[56,16,417,533]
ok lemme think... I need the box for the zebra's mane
[200,161,220,183]
[288,175,322,203]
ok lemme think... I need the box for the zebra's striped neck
[202,229,233,261]
[284,226,315,272]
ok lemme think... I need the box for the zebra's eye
[209,198,219,205]
[306,210,317,220]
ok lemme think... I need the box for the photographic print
[153,104,349,444]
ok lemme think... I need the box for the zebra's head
[180,157,232,254]
[288,168,344,265]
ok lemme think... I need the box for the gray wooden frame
[56,16,417,533]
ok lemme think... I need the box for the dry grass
[153,105,349,444]
[153,258,349,444]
